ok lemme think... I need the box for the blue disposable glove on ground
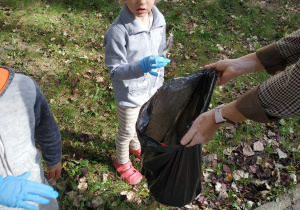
[0,171,59,210]
[141,55,170,76]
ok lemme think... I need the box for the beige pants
[116,104,141,164]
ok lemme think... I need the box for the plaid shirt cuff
[236,86,277,123]
[256,42,286,75]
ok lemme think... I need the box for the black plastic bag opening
[136,69,217,207]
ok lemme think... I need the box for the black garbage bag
[136,69,217,207]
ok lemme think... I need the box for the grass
[0,0,299,209]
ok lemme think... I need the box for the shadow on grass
[60,128,115,164]
[55,129,160,210]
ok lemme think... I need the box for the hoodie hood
[0,66,15,98]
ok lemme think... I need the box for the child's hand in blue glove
[141,55,170,76]
[0,171,59,210]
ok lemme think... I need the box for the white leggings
[116,104,141,164]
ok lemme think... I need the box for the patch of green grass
[0,0,299,209]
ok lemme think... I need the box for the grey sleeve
[33,80,62,168]
[104,25,144,81]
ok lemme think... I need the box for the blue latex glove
[0,171,59,210]
[141,55,170,76]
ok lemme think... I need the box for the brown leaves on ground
[196,125,298,209]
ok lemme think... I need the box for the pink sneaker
[129,148,141,160]
[114,159,142,185]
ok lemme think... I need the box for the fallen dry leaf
[225,173,233,182]
[233,170,245,181]
[256,156,263,165]
[215,182,222,192]
[78,180,88,194]
[73,195,83,207]
[55,180,65,191]
[223,147,237,156]
[66,191,77,200]
[268,130,276,137]
[96,76,105,83]
[203,171,212,182]
[91,196,104,208]
[243,144,255,156]
[103,173,108,182]
[276,148,288,159]
[253,141,264,152]
[222,164,232,174]
[120,191,135,202]
[249,165,258,173]
[231,182,239,193]
[218,190,228,200]
[255,180,271,190]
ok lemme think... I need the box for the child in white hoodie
[0,66,62,210]
[104,0,170,184]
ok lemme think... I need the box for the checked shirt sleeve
[237,30,300,122]
[258,61,299,120]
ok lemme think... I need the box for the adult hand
[47,162,62,181]
[205,59,242,86]
[141,55,170,76]
[205,53,264,86]
[0,171,59,210]
[180,101,246,147]
[180,110,219,147]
